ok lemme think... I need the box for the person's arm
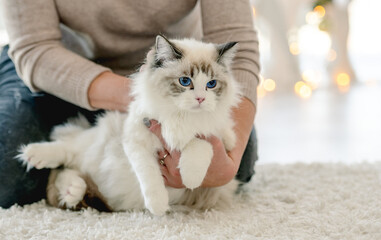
[205,97,256,187]
[1,0,111,110]
[149,97,255,188]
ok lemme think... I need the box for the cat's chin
[187,107,213,113]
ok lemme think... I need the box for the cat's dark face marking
[215,81,227,97]
[165,63,227,103]
[186,62,215,79]
[169,81,186,96]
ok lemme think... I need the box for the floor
[255,83,381,164]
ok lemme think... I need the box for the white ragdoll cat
[18,35,242,215]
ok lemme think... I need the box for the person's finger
[158,154,184,188]
[144,119,170,150]
[165,150,181,177]
[143,118,185,188]
[157,149,169,161]
[157,149,182,184]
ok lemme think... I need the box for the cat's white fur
[18,36,242,215]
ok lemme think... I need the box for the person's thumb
[143,118,167,147]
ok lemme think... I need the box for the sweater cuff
[75,64,111,110]
[232,69,258,108]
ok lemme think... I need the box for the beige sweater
[2,0,260,110]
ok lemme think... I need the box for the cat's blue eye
[179,77,192,87]
[206,80,217,89]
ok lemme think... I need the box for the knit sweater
[1,0,260,110]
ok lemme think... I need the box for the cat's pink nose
[196,97,205,104]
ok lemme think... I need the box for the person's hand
[88,71,133,112]
[145,119,238,188]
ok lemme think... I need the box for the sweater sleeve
[1,0,110,110]
[200,0,260,107]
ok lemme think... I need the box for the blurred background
[252,0,381,164]
[1,0,380,164]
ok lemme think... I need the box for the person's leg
[0,46,100,208]
[0,46,51,208]
[235,127,258,183]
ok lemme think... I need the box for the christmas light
[289,42,300,55]
[252,7,256,17]
[294,81,306,94]
[263,79,276,92]
[336,73,350,87]
[305,11,320,25]
[314,5,326,18]
[294,81,312,99]
[299,85,312,98]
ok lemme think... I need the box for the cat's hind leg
[17,141,72,171]
[47,168,87,209]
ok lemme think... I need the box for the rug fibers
[0,163,380,240]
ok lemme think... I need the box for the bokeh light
[314,5,326,18]
[305,11,321,25]
[336,73,351,87]
[294,81,312,99]
[299,85,312,98]
[263,78,276,92]
[289,42,300,55]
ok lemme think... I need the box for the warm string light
[294,81,312,99]
[314,5,326,18]
[289,42,300,55]
[252,2,363,100]
[257,76,276,98]
[263,78,276,92]
[335,72,351,92]
[305,11,321,25]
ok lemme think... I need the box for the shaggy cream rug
[1,163,380,240]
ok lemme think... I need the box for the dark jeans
[0,45,258,208]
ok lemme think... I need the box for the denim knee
[0,45,50,208]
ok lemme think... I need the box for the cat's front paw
[179,139,213,189]
[222,128,236,152]
[144,189,170,216]
[17,143,64,170]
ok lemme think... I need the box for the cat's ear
[216,42,238,66]
[154,35,183,68]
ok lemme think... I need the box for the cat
[17,35,241,215]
